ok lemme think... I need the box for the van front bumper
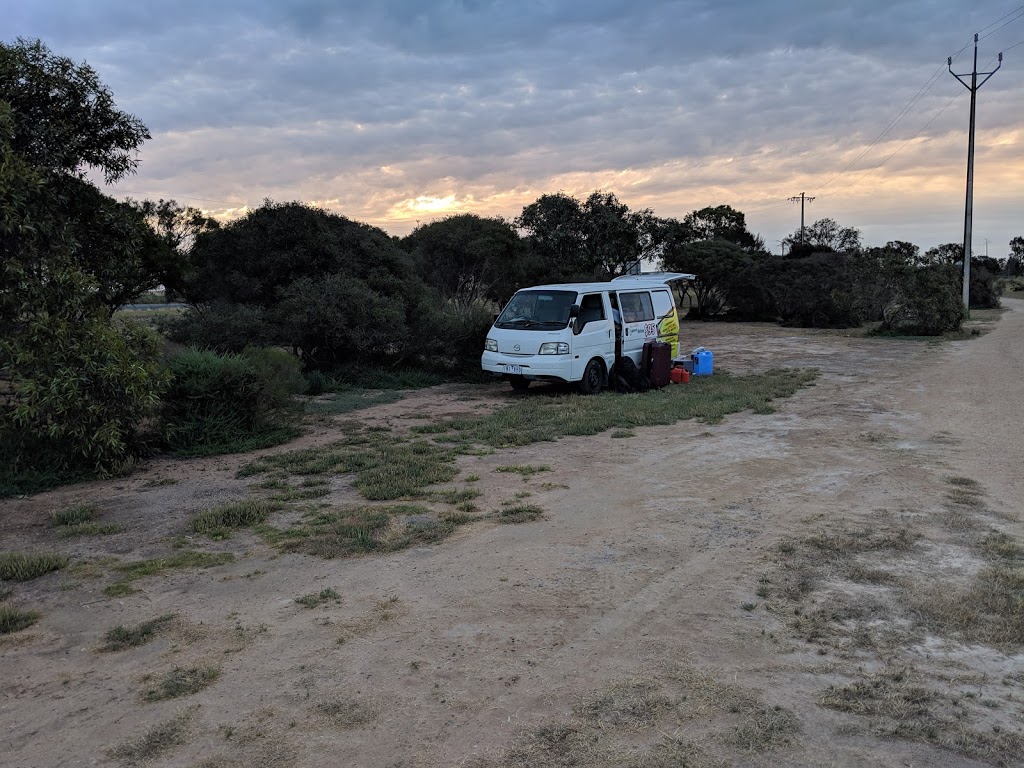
[481,351,572,382]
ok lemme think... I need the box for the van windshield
[495,290,577,329]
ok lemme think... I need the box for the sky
[8,1,1024,257]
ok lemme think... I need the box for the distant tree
[128,198,220,299]
[179,201,425,368]
[515,192,588,281]
[401,214,526,305]
[660,236,755,318]
[1007,236,1024,276]
[783,218,861,255]
[681,205,765,252]
[580,191,664,278]
[921,243,962,267]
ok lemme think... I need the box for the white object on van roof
[611,271,696,283]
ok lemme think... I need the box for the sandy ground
[1,301,1022,767]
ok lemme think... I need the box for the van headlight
[484,338,498,352]
[538,342,569,355]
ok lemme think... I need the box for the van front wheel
[578,359,604,395]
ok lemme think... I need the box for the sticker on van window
[644,322,657,337]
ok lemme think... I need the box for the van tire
[578,359,604,395]
[509,376,531,392]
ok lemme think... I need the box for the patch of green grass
[305,390,403,415]
[464,474,480,482]
[427,488,482,504]
[100,615,177,652]
[262,504,471,559]
[0,551,69,582]
[50,503,100,527]
[107,706,197,764]
[494,504,544,524]
[173,426,301,458]
[434,369,819,448]
[496,464,551,477]
[0,605,40,634]
[239,431,459,501]
[188,500,282,538]
[268,485,332,501]
[105,551,235,595]
[295,588,341,608]
[59,523,125,538]
[0,466,94,499]
[142,665,220,702]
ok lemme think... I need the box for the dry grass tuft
[141,664,220,702]
[574,679,672,729]
[100,614,177,652]
[313,697,377,727]
[108,706,197,765]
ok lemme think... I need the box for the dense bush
[178,202,424,370]
[157,303,273,354]
[419,299,496,369]
[159,347,304,454]
[750,254,863,327]
[880,265,965,335]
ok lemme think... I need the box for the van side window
[652,290,673,319]
[618,291,654,323]
[577,294,606,326]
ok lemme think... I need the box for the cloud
[7,1,1023,252]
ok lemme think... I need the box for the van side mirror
[568,304,580,318]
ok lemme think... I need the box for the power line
[115,191,252,207]
[976,4,1024,36]
[979,6,1024,40]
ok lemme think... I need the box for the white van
[481,273,694,393]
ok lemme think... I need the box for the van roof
[515,272,695,294]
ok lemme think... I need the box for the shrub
[159,347,304,454]
[749,254,863,328]
[418,298,496,369]
[157,302,274,354]
[0,311,165,486]
[881,265,965,335]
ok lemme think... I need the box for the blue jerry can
[691,347,713,376]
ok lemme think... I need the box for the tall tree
[1,40,163,482]
[783,218,861,255]
[516,192,588,281]
[401,214,526,305]
[682,205,765,252]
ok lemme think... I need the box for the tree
[660,227,756,318]
[681,205,765,252]
[178,201,425,368]
[401,214,526,305]
[1007,237,1024,277]
[783,218,861,255]
[516,192,588,282]
[921,243,962,267]
[1,41,165,485]
[0,38,150,181]
[580,191,665,278]
[128,198,220,298]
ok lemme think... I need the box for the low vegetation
[295,588,340,608]
[99,615,177,652]
[0,605,40,634]
[105,551,234,596]
[107,706,198,764]
[0,551,69,582]
[141,665,220,702]
[188,500,282,538]
[261,504,473,558]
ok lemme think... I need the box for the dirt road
[2,302,1022,767]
